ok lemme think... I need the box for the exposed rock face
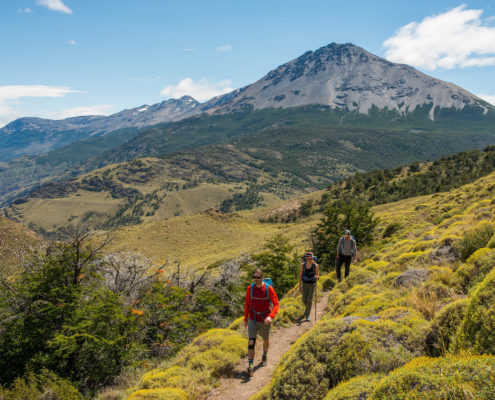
[200,43,489,119]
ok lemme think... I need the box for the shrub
[273,297,305,327]
[335,269,377,293]
[452,248,495,293]
[324,373,384,400]
[0,369,82,400]
[454,221,495,261]
[453,268,495,354]
[127,388,188,400]
[261,315,427,400]
[408,281,456,320]
[342,291,403,318]
[139,367,208,394]
[329,285,378,317]
[425,298,469,356]
[370,355,495,400]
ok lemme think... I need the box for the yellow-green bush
[127,388,188,400]
[0,370,82,400]
[228,316,245,332]
[131,329,246,400]
[328,285,378,317]
[425,298,468,356]
[453,221,495,261]
[259,315,427,400]
[342,291,403,318]
[454,268,495,354]
[273,297,305,327]
[324,373,384,400]
[377,306,423,323]
[139,366,208,395]
[362,260,389,273]
[452,247,495,292]
[335,269,377,293]
[370,355,495,399]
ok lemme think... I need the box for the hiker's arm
[315,263,319,280]
[298,263,303,291]
[336,238,342,258]
[353,241,358,264]
[267,286,279,321]
[244,286,250,328]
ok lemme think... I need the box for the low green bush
[335,269,377,293]
[453,268,495,354]
[0,370,82,400]
[425,298,468,356]
[324,373,384,400]
[370,355,495,399]
[328,285,379,317]
[127,388,188,400]
[260,315,427,400]
[453,221,495,261]
[273,297,305,327]
[342,291,403,317]
[452,248,495,293]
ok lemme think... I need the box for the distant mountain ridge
[0,96,199,161]
[2,42,493,163]
[199,43,490,118]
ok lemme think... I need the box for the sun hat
[302,251,317,261]
[344,229,351,235]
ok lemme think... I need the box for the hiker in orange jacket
[244,267,279,376]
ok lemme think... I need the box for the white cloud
[68,39,77,45]
[183,48,197,52]
[18,7,33,13]
[0,85,81,127]
[160,78,234,102]
[478,93,495,106]
[216,45,233,52]
[36,0,73,14]
[383,5,495,70]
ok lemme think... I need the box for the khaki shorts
[248,318,271,339]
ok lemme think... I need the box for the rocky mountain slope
[199,43,491,119]
[0,96,199,161]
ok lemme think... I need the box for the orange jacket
[244,282,279,322]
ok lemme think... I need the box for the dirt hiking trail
[207,292,330,400]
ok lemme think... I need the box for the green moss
[127,388,188,400]
[454,268,495,354]
[324,373,384,400]
[425,298,468,356]
[370,355,495,399]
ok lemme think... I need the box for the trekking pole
[314,280,317,322]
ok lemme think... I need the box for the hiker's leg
[302,281,310,306]
[304,283,315,317]
[336,257,342,281]
[247,319,258,361]
[344,256,351,278]
[263,337,269,353]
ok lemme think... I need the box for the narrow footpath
[206,292,330,400]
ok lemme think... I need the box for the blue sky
[1,0,495,127]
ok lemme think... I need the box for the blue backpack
[249,278,273,321]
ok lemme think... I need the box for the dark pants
[336,255,351,281]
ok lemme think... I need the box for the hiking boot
[305,316,311,322]
[247,365,254,377]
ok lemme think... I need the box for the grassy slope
[249,170,495,399]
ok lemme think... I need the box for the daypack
[339,235,356,255]
[302,262,317,283]
[249,278,273,321]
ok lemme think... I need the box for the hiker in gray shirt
[335,230,357,282]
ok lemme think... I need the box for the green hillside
[122,167,495,400]
[2,104,495,208]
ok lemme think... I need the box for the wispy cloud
[478,93,495,106]
[53,105,115,119]
[160,78,234,102]
[36,0,73,14]
[128,76,163,82]
[216,45,233,52]
[18,7,33,13]
[0,85,81,127]
[183,48,197,52]
[383,5,495,70]
[68,39,77,45]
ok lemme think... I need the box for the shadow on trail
[231,363,266,384]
